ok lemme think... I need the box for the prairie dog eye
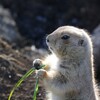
[61,35,70,40]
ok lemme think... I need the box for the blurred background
[0,0,100,100]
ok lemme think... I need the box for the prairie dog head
[46,26,92,59]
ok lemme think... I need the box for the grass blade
[33,65,45,100]
[8,67,35,100]
[33,77,39,100]
[8,64,45,100]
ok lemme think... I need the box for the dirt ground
[0,37,46,100]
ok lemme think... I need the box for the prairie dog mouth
[49,46,53,50]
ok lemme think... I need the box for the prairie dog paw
[36,69,46,79]
[33,59,43,70]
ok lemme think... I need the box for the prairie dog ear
[78,39,84,46]
[83,29,90,35]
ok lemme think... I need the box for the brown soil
[0,38,46,100]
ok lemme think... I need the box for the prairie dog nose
[47,38,49,42]
[46,36,50,42]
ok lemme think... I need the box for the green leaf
[8,64,45,100]
[33,77,39,100]
[8,67,35,100]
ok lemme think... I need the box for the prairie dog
[33,26,99,100]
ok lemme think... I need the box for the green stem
[33,65,45,100]
[8,65,45,100]
[8,67,35,100]
[33,77,39,100]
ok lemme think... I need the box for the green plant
[8,65,45,100]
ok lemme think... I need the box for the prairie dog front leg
[33,58,50,71]
[33,59,55,79]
